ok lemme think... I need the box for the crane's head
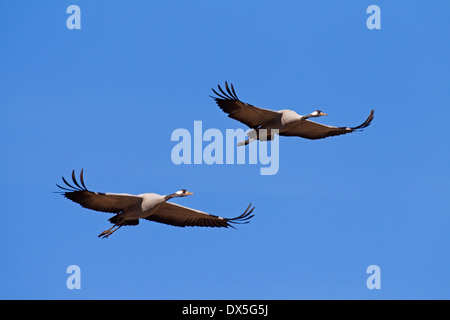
[175,189,194,197]
[311,110,327,117]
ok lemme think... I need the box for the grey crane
[211,82,374,145]
[56,170,255,238]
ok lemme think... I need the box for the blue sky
[0,1,449,299]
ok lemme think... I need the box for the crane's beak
[186,191,194,195]
[321,112,327,116]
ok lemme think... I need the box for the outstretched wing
[56,170,143,214]
[145,202,255,228]
[211,81,280,129]
[280,110,374,140]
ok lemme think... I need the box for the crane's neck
[164,193,183,201]
[302,112,320,120]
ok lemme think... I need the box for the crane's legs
[98,225,122,239]
[238,138,256,146]
[238,129,276,146]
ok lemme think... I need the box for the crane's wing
[211,82,280,129]
[280,110,374,140]
[56,170,142,214]
[145,202,255,228]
